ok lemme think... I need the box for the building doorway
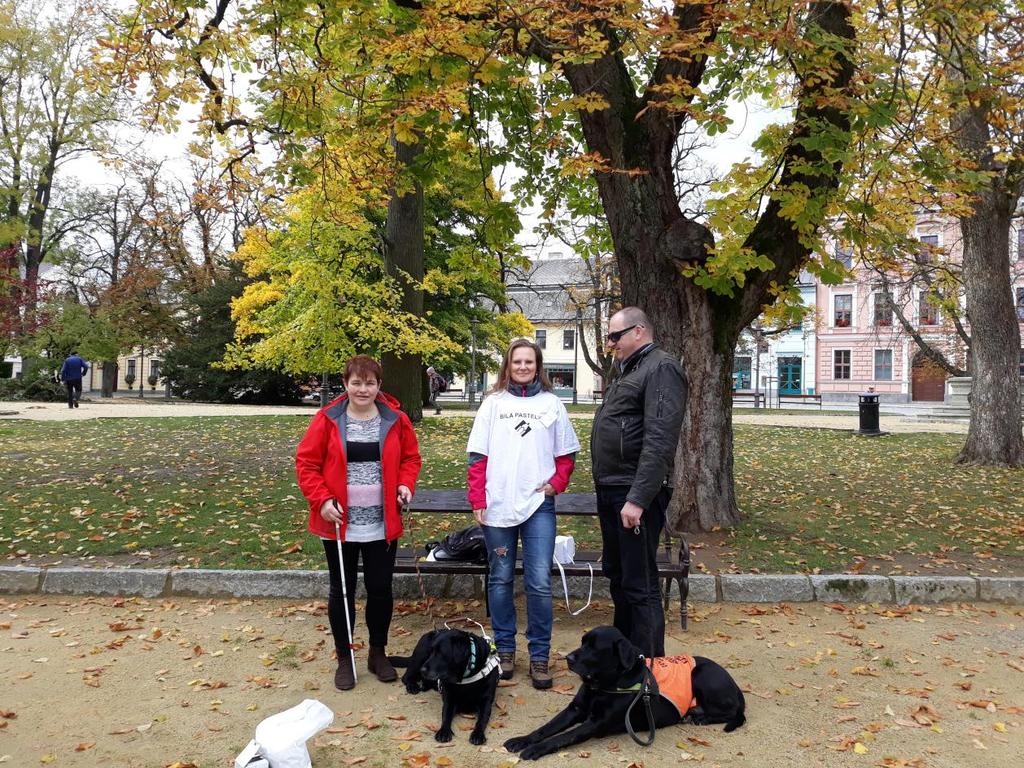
[778,357,802,394]
[911,352,946,401]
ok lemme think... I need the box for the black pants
[322,538,397,652]
[596,484,671,657]
[65,379,82,408]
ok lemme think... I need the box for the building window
[872,292,892,327]
[548,367,574,390]
[1017,228,1023,261]
[150,360,161,379]
[834,349,851,380]
[916,233,939,264]
[1020,349,1024,377]
[874,349,893,380]
[126,359,136,379]
[834,294,853,327]
[919,292,940,325]
[1016,287,1024,322]
[535,329,546,349]
[835,242,854,268]
[733,356,752,389]
[563,329,575,350]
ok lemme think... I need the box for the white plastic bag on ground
[234,699,334,768]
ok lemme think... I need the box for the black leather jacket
[590,344,686,508]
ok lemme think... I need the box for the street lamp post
[469,299,478,410]
[138,347,145,400]
[572,308,581,405]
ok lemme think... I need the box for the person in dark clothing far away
[59,351,89,409]
[427,366,444,415]
[590,307,686,658]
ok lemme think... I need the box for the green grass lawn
[1,416,1021,573]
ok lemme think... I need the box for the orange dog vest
[646,655,697,716]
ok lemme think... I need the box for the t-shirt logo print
[514,419,532,437]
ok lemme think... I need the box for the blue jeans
[482,496,556,661]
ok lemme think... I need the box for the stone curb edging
[3,566,1024,605]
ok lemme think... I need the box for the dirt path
[1,597,1021,767]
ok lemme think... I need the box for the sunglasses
[606,324,640,343]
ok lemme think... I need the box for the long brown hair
[489,338,553,394]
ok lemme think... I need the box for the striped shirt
[343,413,385,542]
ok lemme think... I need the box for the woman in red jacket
[296,355,422,690]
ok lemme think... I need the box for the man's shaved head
[614,307,651,333]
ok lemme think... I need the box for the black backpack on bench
[426,524,487,564]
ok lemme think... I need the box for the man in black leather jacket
[591,307,686,656]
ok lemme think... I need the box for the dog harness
[453,636,501,685]
[605,654,697,717]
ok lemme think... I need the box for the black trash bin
[857,392,881,435]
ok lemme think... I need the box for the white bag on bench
[552,534,592,616]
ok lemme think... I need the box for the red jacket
[296,391,421,541]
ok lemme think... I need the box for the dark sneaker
[530,659,552,690]
[498,651,515,680]
[334,655,355,690]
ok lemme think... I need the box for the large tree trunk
[381,136,425,421]
[955,183,1024,465]
[555,1,855,531]
[948,46,1024,466]
[101,361,118,398]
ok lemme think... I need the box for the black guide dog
[390,628,500,745]
[504,626,745,760]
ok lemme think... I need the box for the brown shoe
[530,659,552,690]
[498,651,515,680]
[334,654,355,690]
[368,646,397,683]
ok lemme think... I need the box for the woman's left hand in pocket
[538,483,556,497]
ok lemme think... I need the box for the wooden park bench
[381,489,692,629]
[778,393,823,409]
[731,391,766,408]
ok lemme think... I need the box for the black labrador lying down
[389,628,500,745]
[504,626,745,760]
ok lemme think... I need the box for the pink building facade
[812,217,1024,402]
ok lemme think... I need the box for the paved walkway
[0,397,968,433]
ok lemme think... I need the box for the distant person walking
[427,366,444,415]
[591,307,686,658]
[59,351,89,409]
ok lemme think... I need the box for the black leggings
[322,538,398,651]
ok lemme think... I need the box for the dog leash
[624,656,659,746]
[405,499,438,627]
[625,523,658,746]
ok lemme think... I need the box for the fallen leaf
[74,743,95,752]
[853,743,868,754]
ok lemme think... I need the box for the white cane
[333,501,357,684]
